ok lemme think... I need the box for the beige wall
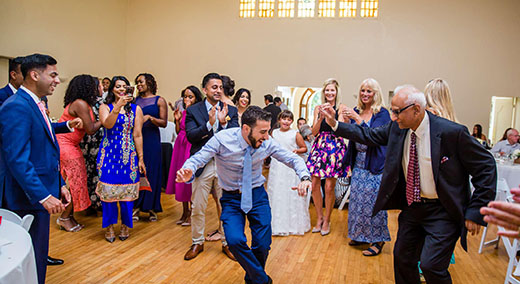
[0,0,127,117]
[2,0,519,131]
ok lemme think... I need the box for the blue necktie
[241,146,253,213]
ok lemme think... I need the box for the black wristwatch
[301,176,311,182]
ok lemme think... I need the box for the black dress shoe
[47,256,64,266]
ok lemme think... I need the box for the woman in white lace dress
[267,110,310,236]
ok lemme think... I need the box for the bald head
[507,128,519,145]
[390,84,426,131]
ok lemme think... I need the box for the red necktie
[406,132,421,205]
[37,101,54,141]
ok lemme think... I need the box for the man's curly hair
[63,74,99,107]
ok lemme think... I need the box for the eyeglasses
[391,104,415,116]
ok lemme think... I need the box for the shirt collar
[412,112,429,138]
[205,99,219,112]
[20,86,42,104]
[237,128,250,150]
[8,83,17,94]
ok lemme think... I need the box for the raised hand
[68,117,83,129]
[173,108,182,122]
[168,101,175,112]
[342,106,361,124]
[176,168,193,183]
[320,104,337,128]
[218,103,229,125]
[292,180,311,197]
[114,96,133,112]
[208,106,217,128]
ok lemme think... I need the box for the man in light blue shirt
[178,106,311,284]
[491,128,520,156]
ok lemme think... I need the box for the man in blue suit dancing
[0,53,72,284]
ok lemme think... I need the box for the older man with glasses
[320,84,496,284]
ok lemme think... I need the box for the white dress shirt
[8,83,17,94]
[402,114,438,199]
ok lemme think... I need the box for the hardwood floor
[47,193,511,283]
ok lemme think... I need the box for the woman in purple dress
[132,73,168,222]
[166,86,203,225]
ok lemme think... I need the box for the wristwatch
[301,176,311,182]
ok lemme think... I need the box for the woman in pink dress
[166,86,203,225]
[56,74,102,231]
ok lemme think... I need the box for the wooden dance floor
[48,193,510,283]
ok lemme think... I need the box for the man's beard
[248,130,261,149]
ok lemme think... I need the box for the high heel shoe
[105,225,115,243]
[320,222,330,236]
[56,217,83,232]
[132,209,140,221]
[119,224,130,241]
[312,219,323,233]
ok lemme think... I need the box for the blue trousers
[102,201,133,228]
[15,210,49,284]
[220,186,272,284]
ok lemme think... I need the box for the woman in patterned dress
[343,78,391,256]
[56,75,102,232]
[96,76,145,242]
[307,78,348,236]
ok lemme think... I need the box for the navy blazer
[343,107,391,175]
[334,111,496,250]
[185,99,239,176]
[0,84,15,107]
[0,88,65,211]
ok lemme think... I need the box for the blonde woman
[343,78,391,256]
[424,78,457,122]
[307,78,347,236]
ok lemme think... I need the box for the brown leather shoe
[222,245,236,261]
[184,244,204,260]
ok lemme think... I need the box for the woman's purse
[139,176,152,192]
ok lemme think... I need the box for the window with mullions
[339,0,356,17]
[298,0,315,17]
[360,0,378,18]
[239,0,255,18]
[318,0,335,18]
[278,0,295,17]
[259,0,275,17]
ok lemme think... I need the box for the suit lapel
[200,100,209,122]
[20,90,57,147]
[428,112,441,184]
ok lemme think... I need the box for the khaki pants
[191,159,226,245]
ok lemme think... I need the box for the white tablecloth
[0,219,38,284]
[497,163,520,189]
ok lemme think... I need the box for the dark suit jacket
[263,103,281,129]
[335,111,496,250]
[0,88,65,211]
[0,84,15,107]
[185,99,239,176]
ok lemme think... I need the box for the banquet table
[496,163,520,189]
[0,219,38,284]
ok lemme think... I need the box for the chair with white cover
[478,178,510,254]
[0,208,34,231]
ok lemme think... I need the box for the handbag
[139,176,152,192]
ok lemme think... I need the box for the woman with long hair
[306,78,348,236]
[424,78,457,122]
[97,76,145,242]
[221,75,235,106]
[166,86,203,225]
[232,88,251,124]
[343,78,391,256]
[132,73,167,222]
[56,74,102,231]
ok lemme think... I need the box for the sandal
[56,217,83,232]
[349,240,367,246]
[119,224,130,241]
[132,209,140,221]
[149,211,158,222]
[105,225,115,243]
[362,242,385,256]
[181,216,191,226]
[312,218,323,233]
[205,229,222,242]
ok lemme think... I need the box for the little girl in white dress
[267,110,311,236]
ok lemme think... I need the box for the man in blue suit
[0,56,24,106]
[0,54,71,284]
[183,73,239,261]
